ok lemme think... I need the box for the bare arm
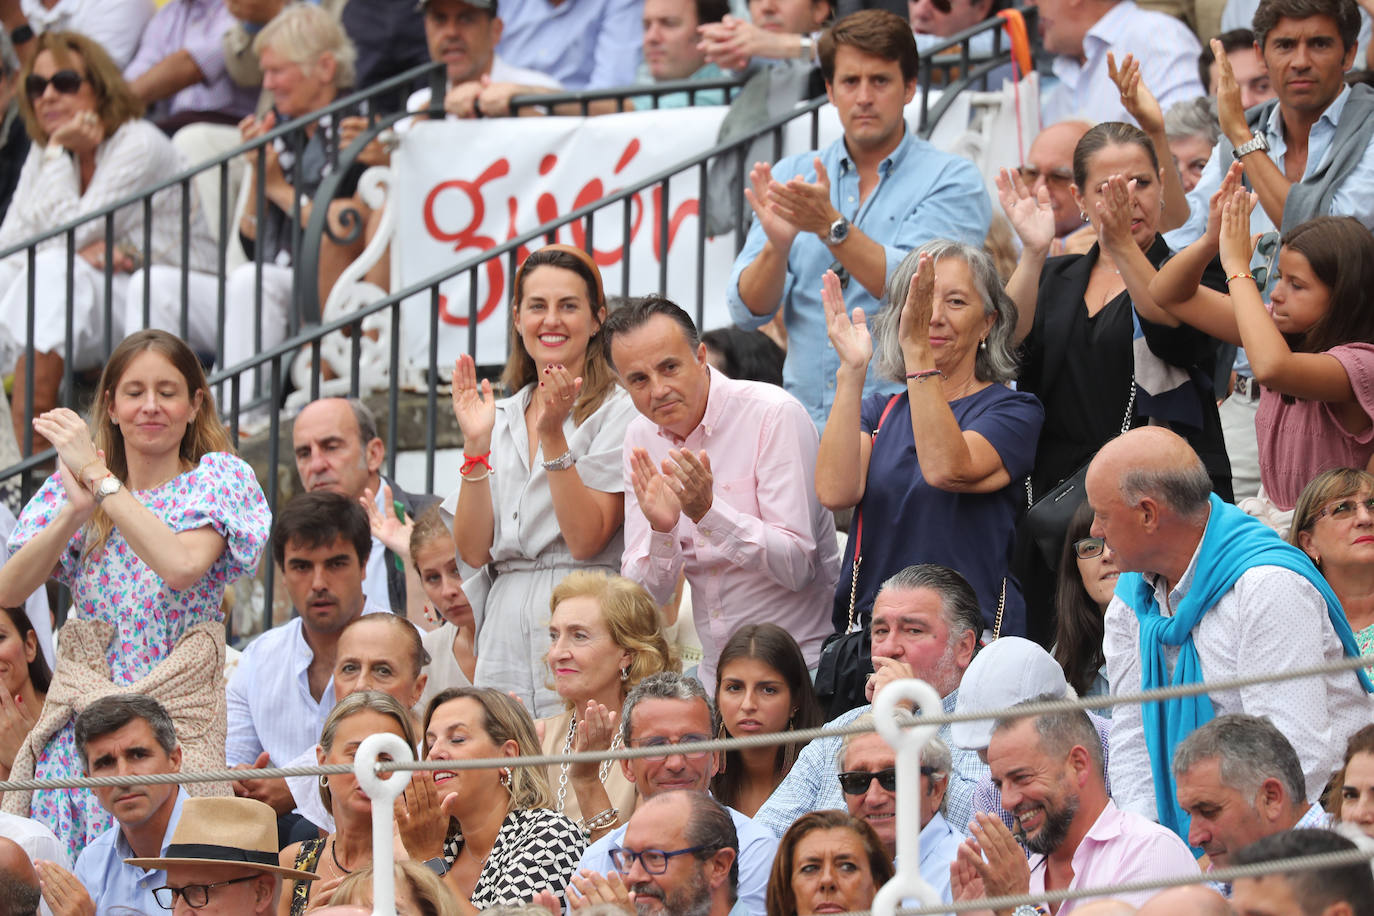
[1213,39,1290,226]
[129,50,205,105]
[1108,53,1189,231]
[449,355,497,568]
[0,472,89,607]
[815,270,875,510]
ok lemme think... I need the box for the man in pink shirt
[602,296,841,687]
[952,702,1198,914]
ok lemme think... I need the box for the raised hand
[743,161,800,251]
[1204,160,1246,248]
[35,861,95,916]
[822,269,872,372]
[1095,174,1139,254]
[768,158,839,237]
[1218,187,1259,278]
[230,751,296,815]
[865,655,915,703]
[361,483,412,556]
[966,811,1032,899]
[1211,38,1249,145]
[49,110,104,156]
[0,686,37,777]
[533,363,583,439]
[450,354,497,453]
[1107,52,1164,135]
[32,409,98,484]
[661,449,714,524]
[995,167,1056,254]
[395,770,449,861]
[55,458,95,520]
[897,253,936,361]
[569,701,619,782]
[630,447,682,533]
[566,869,635,913]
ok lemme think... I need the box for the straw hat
[125,797,319,880]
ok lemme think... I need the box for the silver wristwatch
[826,215,850,246]
[541,449,575,472]
[1232,129,1269,160]
[1011,906,1041,916]
[93,475,122,504]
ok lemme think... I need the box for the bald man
[1137,886,1232,916]
[0,838,41,916]
[1021,120,1093,243]
[1087,428,1370,840]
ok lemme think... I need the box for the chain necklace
[555,712,622,815]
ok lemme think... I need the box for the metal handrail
[506,73,749,114]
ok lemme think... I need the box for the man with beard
[610,791,743,916]
[952,702,1197,913]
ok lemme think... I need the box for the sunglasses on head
[25,69,84,101]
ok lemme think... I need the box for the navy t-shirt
[832,383,1045,636]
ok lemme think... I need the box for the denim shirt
[726,128,991,428]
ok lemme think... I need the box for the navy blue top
[833,384,1045,636]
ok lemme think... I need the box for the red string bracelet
[459,451,492,478]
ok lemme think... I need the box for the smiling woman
[0,329,270,860]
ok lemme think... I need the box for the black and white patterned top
[448,807,586,908]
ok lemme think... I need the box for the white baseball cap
[950,637,1069,751]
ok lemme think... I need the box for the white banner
[391,77,1036,369]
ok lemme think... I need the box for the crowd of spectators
[4,0,1374,914]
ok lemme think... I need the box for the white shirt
[1104,534,1373,820]
[224,603,390,768]
[21,0,155,68]
[399,56,563,133]
[1043,0,1204,126]
[0,811,67,916]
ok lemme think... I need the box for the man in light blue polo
[726,8,989,427]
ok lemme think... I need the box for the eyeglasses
[1074,536,1106,559]
[1017,165,1074,189]
[629,734,712,760]
[152,875,259,909]
[1315,496,1374,523]
[25,69,84,101]
[609,844,711,874]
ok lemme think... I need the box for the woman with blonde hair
[334,860,461,916]
[537,570,676,839]
[0,329,269,857]
[278,691,420,915]
[448,245,637,716]
[410,687,584,915]
[0,31,214,453]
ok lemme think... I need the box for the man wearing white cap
[949,637,1110,833]
[125,797,317,915]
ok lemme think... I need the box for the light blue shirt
[495,0,644,90]
[627,62,729,110]
[73,788,185,915]
[918,811,960,904]
[726,129,991,427]
[1164,85,1374,251]
[576,804,780,916]
[753,691,988,841]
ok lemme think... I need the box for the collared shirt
[1166,85,1374,249]
[919,811,960,904]
[754,691,988,840]
[21,0,155,68]
[1043,0,1203,126]
[224,604,391,767]
[495,0,643,89]
[73,789,186,915]
[363,484,394,614]
[1103,526,1373,821]
[627,62,729,110]
[1026,800,1198,912]
[122,0,256,120]
[621,367,841,686]
[726,129,990,427]
[577,804,780,916]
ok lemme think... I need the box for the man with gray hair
[571,672,779,915]
[1087,427,1370,839]
[1174,714,1330,877]
[952,702,1197,911]
[32,696,187,916]
[755,564,986,838]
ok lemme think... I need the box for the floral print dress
[7,452,270,859]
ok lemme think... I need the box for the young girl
[1150,164,1374,528]
[410,506,476,712]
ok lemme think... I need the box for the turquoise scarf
[1115,493,1373,840]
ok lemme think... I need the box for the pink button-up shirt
[1027,800,1199,912]
[621,367,841,686]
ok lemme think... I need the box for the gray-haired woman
[816,240,1045,638]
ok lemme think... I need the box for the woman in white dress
[446,244,636,716]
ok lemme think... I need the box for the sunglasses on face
[25,68,84,101]
[1074,536,1106,559]
[836,766,938,795]
[1315,496,1374,523]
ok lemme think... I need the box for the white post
[871,679,946,916]
[353,732,416,916]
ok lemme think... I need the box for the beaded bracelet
[581,806,619,833]
[1225,272,1255,284]
[905,368,944,382]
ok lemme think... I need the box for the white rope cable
[2,652,1366,793]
